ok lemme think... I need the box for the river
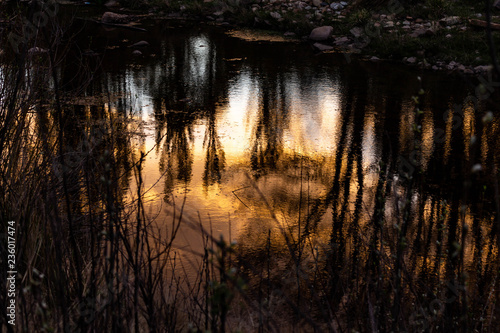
[1,7,499,331]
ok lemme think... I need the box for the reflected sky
[77,22,500,280]
[2,8,499,330]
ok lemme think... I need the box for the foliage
[1,1,500,332]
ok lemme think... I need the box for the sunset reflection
[102,28,500,299]
[3,8,500,331]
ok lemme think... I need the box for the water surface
[1,6,500,330]
[61,18,500,275]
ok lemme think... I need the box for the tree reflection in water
[1,17,499,331]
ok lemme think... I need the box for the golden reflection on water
[110,31,500,284]
[462,101,476,162]
[420,108,435,171]
[121,63,347,275]
[3,20,500,331]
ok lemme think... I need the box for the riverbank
[1,0,500,75]
[87,0,500,75]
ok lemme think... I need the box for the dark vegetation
[95,0,500,67]
[3,0,500,66]
[0,0,500,332]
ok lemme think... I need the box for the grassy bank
[104,0,500,70]
[2,0,500,69]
